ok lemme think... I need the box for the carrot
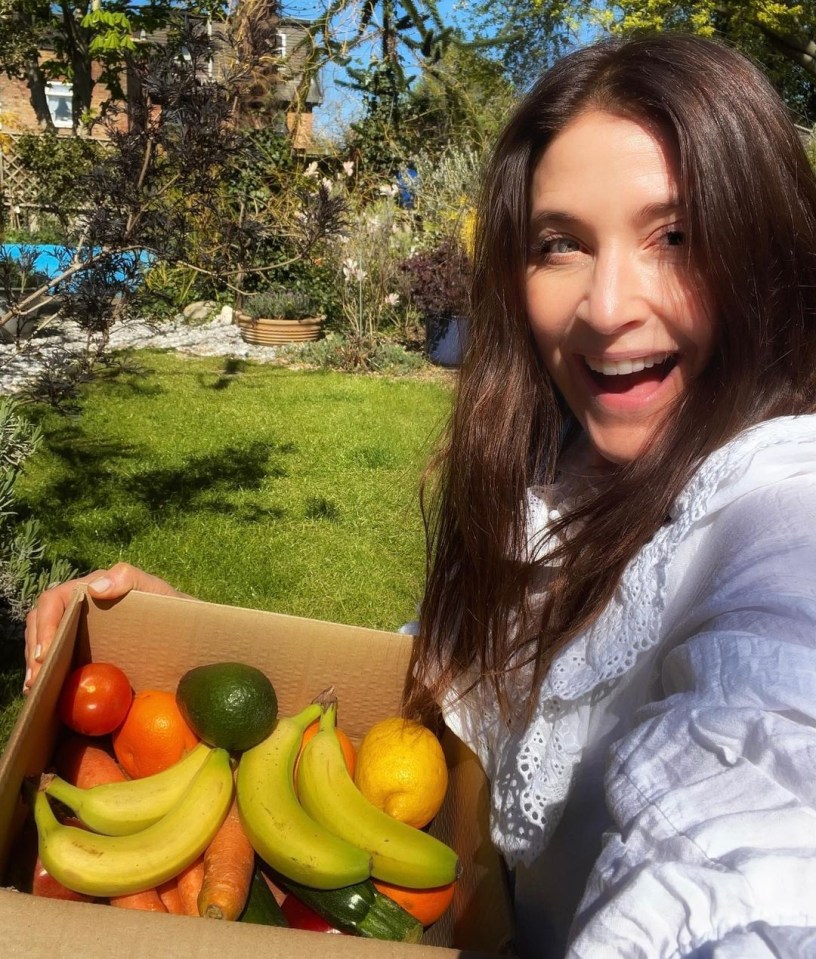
[157,877,185,915]
[177,857,205,916]
[110,889,168,913]
[54,735,126,787]
[198,797,254,920]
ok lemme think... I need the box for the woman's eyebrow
[637,200,683,223]
[529,210,582,231]
[529,201,683,231]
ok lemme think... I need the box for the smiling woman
[403,31,816,959]
[525,110,715,465]
[22,33,816,959]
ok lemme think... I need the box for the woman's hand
[23,563,188,693]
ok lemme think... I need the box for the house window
[274,31,287,58]
[45,81,73,128]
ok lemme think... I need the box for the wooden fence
[0,131,108,231]
[0,133,41,230]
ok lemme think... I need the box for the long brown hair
[405,33,816,724]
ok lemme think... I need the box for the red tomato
[57,663,133,736]
[281,895,346,934]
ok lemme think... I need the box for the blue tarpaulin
[0,244,152,286]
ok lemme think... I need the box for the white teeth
[585,353,672,376]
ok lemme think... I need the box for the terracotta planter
[236,312,324,346]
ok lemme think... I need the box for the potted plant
[235,285,325,346]
[398,237,470,366]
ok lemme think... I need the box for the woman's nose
[577,249,650,334]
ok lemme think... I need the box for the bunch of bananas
[33,745,233,897]
[236,701,459,891]
[29,698,458,903]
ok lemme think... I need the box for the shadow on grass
[305,495,341,521]
[17,425,299,565]
[203,358,250,391]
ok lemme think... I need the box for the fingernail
[89,577,112,593]
[23,667,31,691]
[34,644,43,662]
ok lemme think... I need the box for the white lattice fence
[0,134,42,229]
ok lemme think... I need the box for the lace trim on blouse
[441,415,816,867]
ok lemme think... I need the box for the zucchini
[277,877,423,943]
[239,868,289,927]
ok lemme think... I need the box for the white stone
[0,312,284,396]
[182,300,218,322]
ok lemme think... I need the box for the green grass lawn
[0,350,453,749]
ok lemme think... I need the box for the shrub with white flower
[342,258,368,283]
[326,196,415,341]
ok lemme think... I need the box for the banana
[297,704,459,889]
[236,702,372,889]
[33,746,233,897]
[43,742,212,836]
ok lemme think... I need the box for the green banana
[43,742,212,836]
[33,746,233,897]
[297,704,459,889]
[236,702,372,889]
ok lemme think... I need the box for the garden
[2,1,815,754]
[0,14,510,749]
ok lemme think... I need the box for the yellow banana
[33,746,233,897]
[297,704,459,889]
[43,742,212,836]
[236,702,372,889]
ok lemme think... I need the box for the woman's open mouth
[583,352,678,397]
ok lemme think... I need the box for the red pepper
[281,894,346,934]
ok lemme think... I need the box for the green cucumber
[239,868,289,927]
[277,877,423,943]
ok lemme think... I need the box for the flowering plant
[243,285,320,320]
[398,236,470,321]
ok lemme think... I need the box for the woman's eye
[665,229,685,246]
[534,235,581,257]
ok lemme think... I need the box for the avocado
[176,661,278,752]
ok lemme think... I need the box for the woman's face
[526,109,715,465]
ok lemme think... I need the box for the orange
[373,879,456,926]
[298,720,356,778]
[112,689,199,778]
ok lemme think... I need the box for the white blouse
[441,415,816,958]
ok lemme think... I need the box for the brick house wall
[0,59,126,134]
[0,16,321,150]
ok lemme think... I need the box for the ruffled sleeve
[566,475,816,957]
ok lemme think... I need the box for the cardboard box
[0,588,514,958]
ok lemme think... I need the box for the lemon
[354,717,448,829]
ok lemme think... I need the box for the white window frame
[45,81,73,128]
[274,31,287,58]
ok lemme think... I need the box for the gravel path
[0,307,285,396]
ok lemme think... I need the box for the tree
[472,0,816,121]
[1,19,346,400]
[300,0,514,176]
[0,0,223,132]
[403,44,517,153]
[608,1,816,122]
